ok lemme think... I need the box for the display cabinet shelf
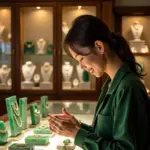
[0,0,114,116]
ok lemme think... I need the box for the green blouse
[75,63,149,150]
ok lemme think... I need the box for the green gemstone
[41,96,48,118]
[19,97,28,130]
[82,70,90,82]
[30,103,40,125]
[0,121,8,145]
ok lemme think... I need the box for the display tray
[5,126,75,150]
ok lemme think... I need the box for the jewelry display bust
[41,96,49,118]
[41,62,53,83]
[76,65,84,82]
[129,21,149,53]
[22,61,36,83]
[36,38,46,54]
[62,61,73,82]
[5,96,22,137]
[0,121,8,145]
[19,97,27,130]
[30,103,40,126]
[130,21,143,41]
[62,61,73,89]
[0,65,11,85]
[24,40,35,54]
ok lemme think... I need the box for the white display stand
[40,82,53,89]
[21,82,34,89]
[62,81,72,89]
[79,81,91,90]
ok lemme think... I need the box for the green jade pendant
[82,70,90,82]
[5,96,22,137]
[41,96,48,118]
[30,103,40,125]
[19,97,28,130]
[0,121,8,145]
[25,135,49,145]
[9,143,34,150]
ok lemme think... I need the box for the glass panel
[20,7,54,90]
[0,7,12,90]
[62,6,97,90]
[122,16,150,92]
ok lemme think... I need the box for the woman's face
[68,44,107,78]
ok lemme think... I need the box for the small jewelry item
[11,101,20,116]
[0,129,7,133]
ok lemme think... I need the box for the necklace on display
[11,101,22,127]
[11,101,20,116]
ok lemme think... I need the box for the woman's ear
[95,40,104,55]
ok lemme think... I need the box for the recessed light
[36,6,41,10]
[78,6,82,9]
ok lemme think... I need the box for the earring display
[19,97,28,130]
[41,96,49,118]
[30,103,40,126]
[0,121,8,145]
[25,135,49,145]
[62,61,73,89]
[5,96,22,137]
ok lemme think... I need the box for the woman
[49,15,149,150]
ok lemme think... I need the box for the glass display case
[0,1,114,114]
[20,6,54,90]
[0,7,12,90]
[61,5,97,90]
[114,6,150,95]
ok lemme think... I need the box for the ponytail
[111,32,145,78]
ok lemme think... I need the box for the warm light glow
[36,6,41,10]
[78,6,82,9]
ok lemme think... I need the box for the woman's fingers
[62,108,71,116]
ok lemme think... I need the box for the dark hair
[64,15,145,78]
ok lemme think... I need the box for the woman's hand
[49,115,80,139]
[62,108,81,128]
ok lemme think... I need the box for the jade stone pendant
[5,96,22,137]
[9,143,34,150]
[82,70,89,82]
[41,96,48,118]
[19,97,28,130]
[30,103,40,125]
[0,121,8,145]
